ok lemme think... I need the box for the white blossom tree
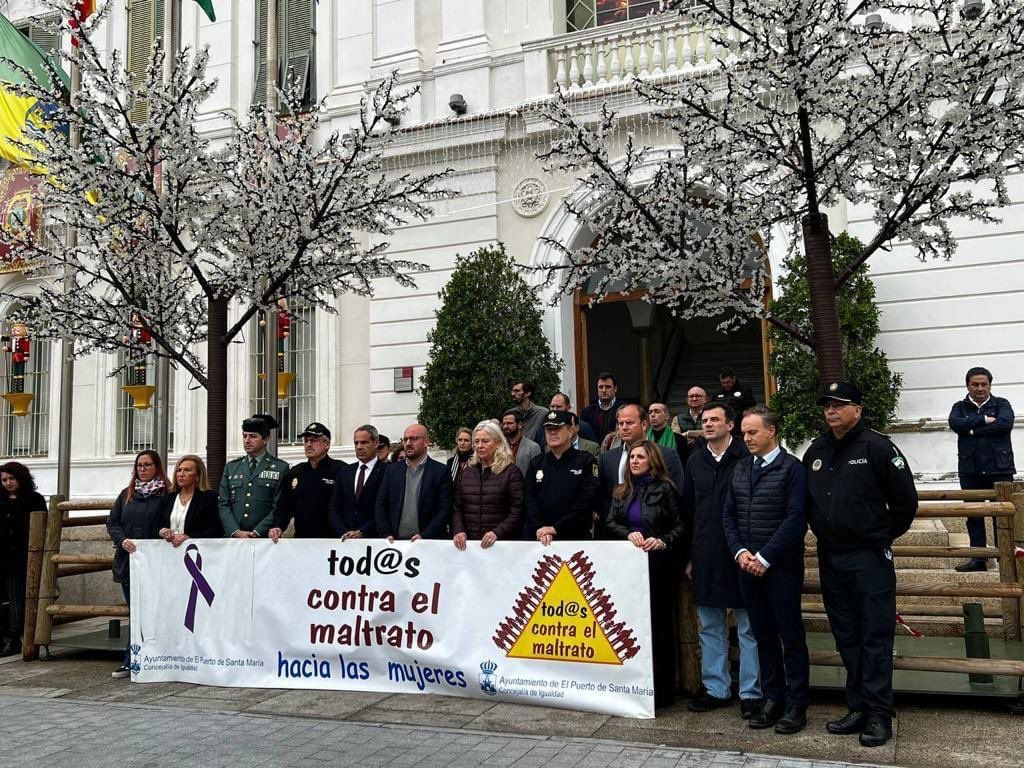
[1,2,450,480]
[539,0,1024,383]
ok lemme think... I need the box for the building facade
[0,0,1020,495]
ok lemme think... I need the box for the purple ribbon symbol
[183,543,215,633]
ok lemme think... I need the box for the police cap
[816,381,863,406]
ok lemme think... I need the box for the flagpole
[55,48,79,498]
[153,0,177,462]
[263,0,279,454]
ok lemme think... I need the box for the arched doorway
[530,149,790,413]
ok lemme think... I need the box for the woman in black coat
[106,449,168,678]
[158,454,222,545]
[606,440,685,709]
[0,462,46,656]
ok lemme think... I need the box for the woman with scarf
[606,440,685,709]
[106,449,168,679]
[446,427,473,482]
[0,461,46,656]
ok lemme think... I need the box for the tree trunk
[803,213,844,384]
[207,296,229,487]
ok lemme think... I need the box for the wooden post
[677,581,700,695]
[994,482,1019,642]
[34,495,65,648]
[1010,481,1024,642]
[21,509,46,661]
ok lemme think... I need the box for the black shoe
[749,699,784,729]
[740,698,762,720]
[687,693,733,712]
[0,638,12,657]
[954,559,988,572]
[774,704,808,734]
[826,710,868,735]
[859,718,892,747]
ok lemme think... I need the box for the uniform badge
[883,547,893,561]
[592,464,599,477]
[535,470,544,482]
[811,459,822,471]
[829,383,839,392]
[891,456,906,470]
[547,411,557,420]
[291,477,299,489]
[733,391,742,398]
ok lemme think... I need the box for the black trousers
[819,546,896,722]
[739,556,809,708]
[1,570,26,642]
[959,474,1012,548]
[649,551,680,707]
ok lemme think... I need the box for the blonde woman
[451,420,523,550]
[158,454,223,546]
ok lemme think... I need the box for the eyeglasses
[136,462,155,469]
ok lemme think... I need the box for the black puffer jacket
[723,450,807,564]
[452,462,523,541]
[605,478,685,550]
[107,489,165,584]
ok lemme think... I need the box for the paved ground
[0,693,883,768]
[1,649,1022,767]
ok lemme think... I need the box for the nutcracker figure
[129,313,153,384]
[276,298,290,374]
[6,321,30,393]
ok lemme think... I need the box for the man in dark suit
[375,423,453,540]
[581,372,621,445]
[329,424,386,539]
[597,404,685,520]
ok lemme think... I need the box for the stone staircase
[803,518,1006,638]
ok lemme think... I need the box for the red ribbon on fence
[896,612,924,638]
[1015,546,1024,559]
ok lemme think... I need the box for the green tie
[249,457,258,475]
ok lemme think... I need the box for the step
[802,612,1007,639]
[804,566,1005,608]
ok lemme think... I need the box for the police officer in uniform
[269,423,345,541]
[218,414,288,538]
[803,382,917,748]
[524,411,599,542]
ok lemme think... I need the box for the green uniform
[218,452,288,536]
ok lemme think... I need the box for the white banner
[130,539,654,718]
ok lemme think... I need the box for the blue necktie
[752,456,765,484]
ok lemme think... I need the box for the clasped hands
[737,550,767,577]
[627,531,666,551]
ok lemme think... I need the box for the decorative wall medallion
[512,177,549,218]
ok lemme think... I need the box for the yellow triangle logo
[505,562,622,665]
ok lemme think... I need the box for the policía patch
[291,477,299,489]
[891,456,906,470]
[811,459,822,471]
[535,470,544,482]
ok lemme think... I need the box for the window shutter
[28,22,61,65]
[127,0,156,123]
[253,0,268,106]
[284,0,314,106]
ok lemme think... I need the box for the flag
[194,0,217,23]
[69,0,95,47]
[0,14,70,167]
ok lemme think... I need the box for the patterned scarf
[134,477,166,498]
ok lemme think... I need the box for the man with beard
[501,408,542,477]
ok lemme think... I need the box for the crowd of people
[1,366,1014,744]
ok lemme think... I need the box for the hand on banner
[640,537,666,552]
[232,530,257,539]
[627,532,645,548]
[171,533,189,548]
[159,527,173,542]
[341,530,363,541]
[268,527,283,543]
[684,561,693,579]
[121,538,137,553]
[410,534,422,542]
[536,526,557,546]
[452,532,467,550]
[481,531,498,549]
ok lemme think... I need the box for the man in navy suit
[329,424,386,539]
[375,423,453,540]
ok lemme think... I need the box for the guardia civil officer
[269,423,345,541]
[803,382,917,748]
[524,410,599,542]
[218,414,288,538]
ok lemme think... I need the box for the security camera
[962,0,984,20]
[448,93,467,115]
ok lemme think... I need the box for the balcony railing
[523,13,735,96]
